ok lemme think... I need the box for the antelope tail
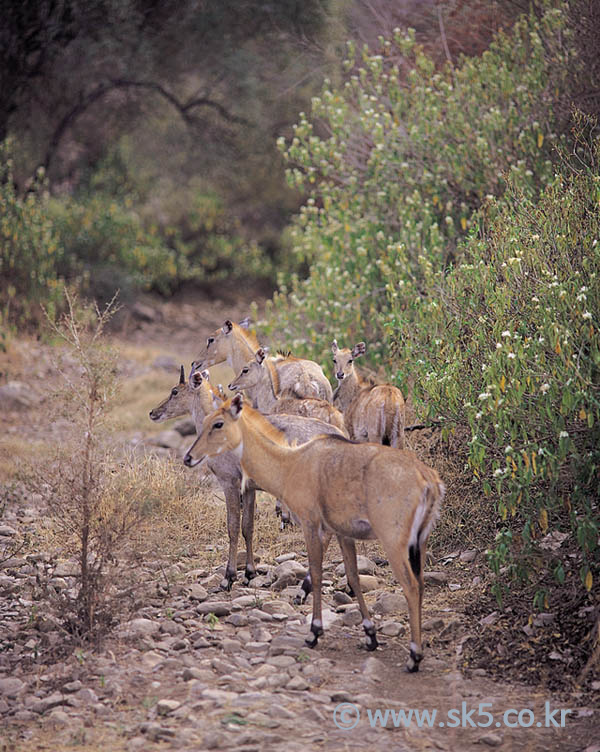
[408,481,446,577]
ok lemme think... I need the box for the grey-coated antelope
[229,347,346,433]
[191,318,333,403]
[184,394,445,673]
[332,339,406,448]
[150,368,344,590]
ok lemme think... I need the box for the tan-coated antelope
[229,348,346,433]
[332,340,406,448]
[191,318,333,403]
[184,395,444,672]
[150,367,344,590]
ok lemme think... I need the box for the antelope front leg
[303,523,324,648]
[241,487,257,582]
[221,484,242,591]
[295,529,333,605]
[337,535,378,651]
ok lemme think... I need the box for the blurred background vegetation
[1,0,598,610]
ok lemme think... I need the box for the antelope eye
[242,368,248,374]
[348,359,353,364]
[171,388,178,396]
[213,421,224,429]
[207,336,215,346]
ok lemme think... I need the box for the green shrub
[50,193,179,301]
[391,123,600,605]
[260,4,572,383]
[0,144,65,324]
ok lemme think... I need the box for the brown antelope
[332,340,406,449]
[150,368,344,590]
[191,318,333,403]
[229,348,346,433]
[184,395,445,672]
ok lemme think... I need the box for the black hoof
[406,649,422,672]
[305,634,319,649]
[244,568,257,581]
[220,575,235,591]
[364,626,378,652]
[293,593,306,606]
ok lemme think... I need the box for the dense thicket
[261,2,599,604]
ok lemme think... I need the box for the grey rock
[373,592,406,615]
[335,555,376,576]
[274,553,297,564]
[479,732,503,746]
[31,691,66,714]
[126,618,160,637]
[226,612,248,627]
[424,571,449,586]
[260,600,296,616]
[422,617,445,631]
[187,584,209,602]
[460,549,478,562]
[62,680,82,693]
[0,677,25,697]
[156,698,181,716]
[286,675,309,691]
[379,621,404,637]
[273,560,307,580]
[342,608,362,627]
[0,525,17,537]
[197,601,231,617]
[333,591,353,605]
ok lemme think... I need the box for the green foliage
[0,145,65,324]
[49,192,179,302]
[261,5,571,384]
[393,126,600,601]
[161,191,276,284]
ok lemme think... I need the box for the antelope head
[228,347,267,392]
[184,394,244,467]
[331,340,366,381]
[149,365,193,421]
[191,317,251,371]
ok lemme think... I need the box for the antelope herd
[149,318,445,673]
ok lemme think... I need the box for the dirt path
[0,292,597,751]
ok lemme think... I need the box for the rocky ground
[0,292,598,751]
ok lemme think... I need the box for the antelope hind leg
[337,535,378,651]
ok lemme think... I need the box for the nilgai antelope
[229,346,346,528]
[229,348,346,434]
[332,340,406,449]
[150,368,344,590]
[191,318,333,403]
[184,395,445,672]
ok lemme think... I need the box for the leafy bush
[0,145,65,324]
[393,125,599,605]
[260,5,572,383]
[49,193,179,302]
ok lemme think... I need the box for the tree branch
[42,77,250,173]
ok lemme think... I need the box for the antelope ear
[238,317,250,329]
[331,339,338,355]
[352,342,366,358]
[191,370,203,388]
[201,369,210,381]
[179,365,186,384]
[230,393,244,418]
[222,320,233,334]
[255,348,267,364]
